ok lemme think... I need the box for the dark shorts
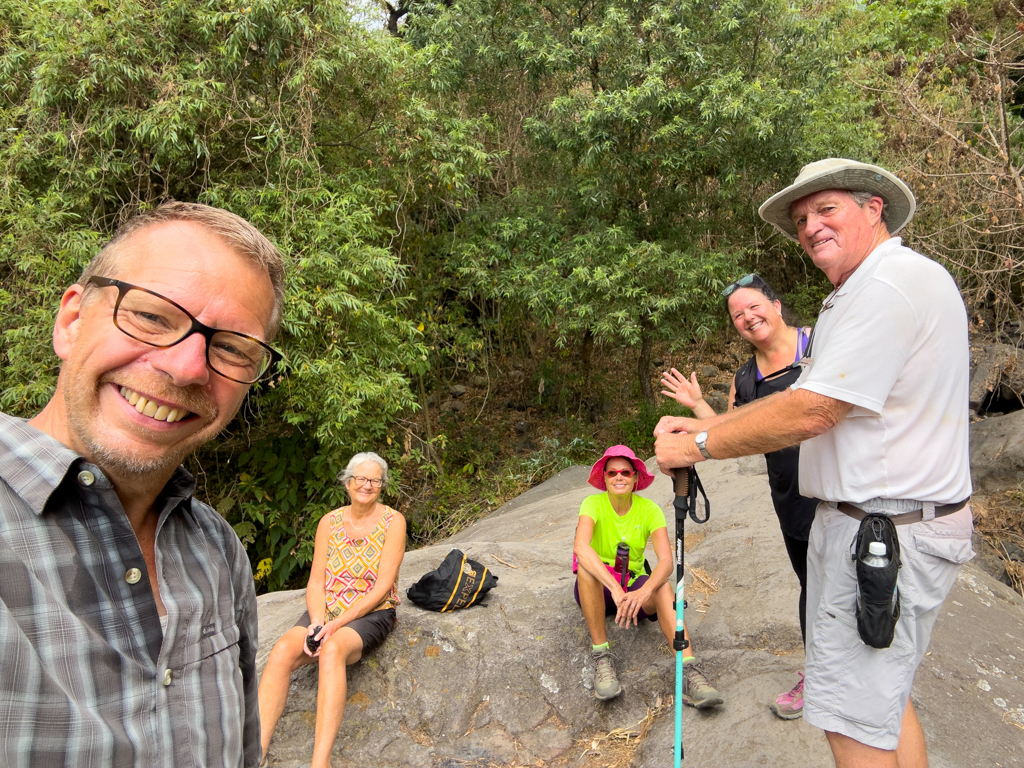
[295,608,396,655]
[573,572,658,622]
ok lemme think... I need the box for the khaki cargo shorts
[803,501,974,750]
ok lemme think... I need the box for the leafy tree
[408,0,874,404]
[3,0,944,594]
[856,0,1024,331]
[0,0,492,589]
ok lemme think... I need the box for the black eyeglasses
[87,276,282,384]
[721,273,759,298]
[351,476,384,488]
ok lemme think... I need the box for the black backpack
[406,549,498,611]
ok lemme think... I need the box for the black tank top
[732,329,819,541]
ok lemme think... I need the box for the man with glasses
[654,160,973,768]
[0,201,285,767]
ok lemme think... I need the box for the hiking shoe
[682,662,723,708]
[592,648,622,700]
[769,672,804,720]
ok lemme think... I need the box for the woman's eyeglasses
[604,469,636,478]
[721,273,759,298]
[352,476,383,488]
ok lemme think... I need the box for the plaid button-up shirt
[0,413,259,767]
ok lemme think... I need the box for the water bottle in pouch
[614,542,630,589]
[862,541,889,568]
[854,514,901,648]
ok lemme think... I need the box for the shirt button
[163,669,172,686]
[125,568,143,584]
[77,470,95,486]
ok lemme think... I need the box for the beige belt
[836,498,970,526]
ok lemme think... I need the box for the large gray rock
[257,458,1024,768]
[970,410,1024,490]
[970,343,1024,412]
[258,464,675,768]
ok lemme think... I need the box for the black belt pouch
[853,513,902,648]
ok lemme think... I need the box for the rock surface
[970,410,1024,491]
[969,343,1024,412]
[257,458,1024,767]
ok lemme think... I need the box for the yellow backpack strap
[440,552,468,612]
[465,565,489,607]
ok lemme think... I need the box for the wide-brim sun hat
[758,158,917,242]
[587,444,655,491]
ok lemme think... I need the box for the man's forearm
[706,388,843,457]
[656,390,785,436]
[655,388,851,469]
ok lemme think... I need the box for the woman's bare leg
[644,581,693,652]
[257,626,317,759]
[576,568,610,645]
[310,627,364,768]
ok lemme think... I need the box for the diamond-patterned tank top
[324,505,400,622]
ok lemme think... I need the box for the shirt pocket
[178,617,241,667]
[170,620,244,768]
[198,620,240,660]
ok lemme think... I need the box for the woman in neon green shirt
[573,444,723,707]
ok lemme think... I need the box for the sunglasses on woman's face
[605,468,636,478]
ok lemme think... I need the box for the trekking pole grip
[673,468,690,498]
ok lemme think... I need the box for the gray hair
[79,201,286,339]
[338,451,389,488]
[846,190,892,230]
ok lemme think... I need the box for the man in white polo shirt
[653,159,973,768]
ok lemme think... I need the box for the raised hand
[660,368,704,409]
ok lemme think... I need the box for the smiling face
[49,220,275,480]
[346,460,384,506]
[790,190,886,286]
[726,287,784,347]
[604,457,638,498]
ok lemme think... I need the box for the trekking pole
[673,465,711,767]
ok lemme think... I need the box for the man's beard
[64,369,221,479]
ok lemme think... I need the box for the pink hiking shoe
[769,672,804,720]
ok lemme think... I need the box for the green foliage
[851,0,959,55]
[846,0,1024,329]
[0,0,491,589]
[617,400,691,459]
[409,0,875,404]
[398,433,596,544]
[5,0,988,593]
[785,278,833,325]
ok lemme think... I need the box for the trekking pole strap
[688,467,711,524]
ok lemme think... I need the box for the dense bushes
[2,0,1015,591]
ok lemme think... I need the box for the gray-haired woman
[257,452,406,767]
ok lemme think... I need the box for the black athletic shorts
[294,607,396,654]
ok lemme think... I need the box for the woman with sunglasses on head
[661,274,818,721]
[573,445,723,707]
[257,452,406,767]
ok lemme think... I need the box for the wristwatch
[694,431,713,460]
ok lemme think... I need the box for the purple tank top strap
[795,326,811,362]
